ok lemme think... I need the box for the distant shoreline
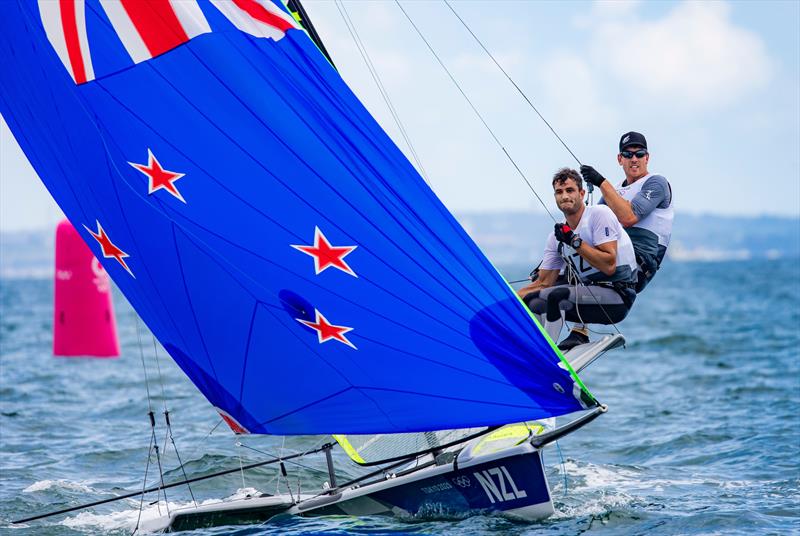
[2,212,798,278]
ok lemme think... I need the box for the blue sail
[0,0,593,434]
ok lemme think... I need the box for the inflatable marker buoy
[53,220,119,357]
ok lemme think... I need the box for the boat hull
[165,496,295,533]
[301,447,552,519]
[153,443,552,532]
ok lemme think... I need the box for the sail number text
[473,466,527,504]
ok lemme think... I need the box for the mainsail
[0,0,594,435]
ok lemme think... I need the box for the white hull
[142,441,553,532]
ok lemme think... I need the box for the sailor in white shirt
[517,168,638,350]
[580,131,674,294]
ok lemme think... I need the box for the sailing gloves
[580,165,606,187]
[554,223,575,245]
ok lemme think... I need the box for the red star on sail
[216,407,250,435]
[297,309,357,349]
[291,227,357,276]
[83,220,134,277]
[129,149,186,203]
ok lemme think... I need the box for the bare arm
[576,240,618,276]
[516,269,559,298]
[598,182,638,227]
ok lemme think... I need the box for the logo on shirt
[643,189,654,200]
[605,226,610,237]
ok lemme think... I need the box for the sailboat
[1,0,625,531]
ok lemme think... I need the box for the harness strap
[590,281,636,307]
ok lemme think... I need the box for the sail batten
[0,0,594,435]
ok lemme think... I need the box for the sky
[1,0,798,232]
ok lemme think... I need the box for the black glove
[554,223,575,245]
[580,164,606,187]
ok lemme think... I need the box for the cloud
[452,50,525,78]
[538,51,618,130]
[588,1,774,109]
[589,0,642,18]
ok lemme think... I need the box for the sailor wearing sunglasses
[579,131,674,295]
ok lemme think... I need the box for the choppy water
[1,259,799,535]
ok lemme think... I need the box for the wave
[23,479,96,494]
[60,487,262,534]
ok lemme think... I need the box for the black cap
[619,131,647,152]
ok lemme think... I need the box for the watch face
[572,237,582,248]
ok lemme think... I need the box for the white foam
[59,489,265,533]
[23,479,95,493]
[719,480,755,490]
[549,460,637,519]
[227,487,262,500]
[62,499,196,533]
[557,459,704,491]
[553,491,636,519]
[62,505,149,532]
[556,459,640,489]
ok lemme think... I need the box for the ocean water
[1,258,798,535]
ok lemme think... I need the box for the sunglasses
[621,149,648,159]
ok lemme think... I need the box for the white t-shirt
[540,205,637,283]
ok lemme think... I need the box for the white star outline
[82,219,135,278]
[128,148,187,203]
[296,308,357,349]
[290,226,358,277]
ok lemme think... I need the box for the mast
[286,0,337,70]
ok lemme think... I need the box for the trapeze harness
[526,205,639,325]
[611,174,674,293]
[556,205,638,310]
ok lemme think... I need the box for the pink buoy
[53,219,120,357]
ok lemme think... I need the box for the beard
[558,201,581,216]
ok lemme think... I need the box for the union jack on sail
[38,0,299,84]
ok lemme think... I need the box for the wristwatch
[570,235,583,249]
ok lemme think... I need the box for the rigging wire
[136,318,155,415]
[278,437,287,495]
[237,442,247,490]
[133,416,225,514]
[426,2,628,335]
[442,0,596,203]
[130,432,154,536]
[13,445,335,526]
[334,0,431,184]
[152,425,169,515]
[135,318,170,516]
[236,440,331,477]
[237,437,334,503]
[151,336,197,507]
[555,440,568,496]
[442,0,582,168]
[559,250,623,337]
[394,0,558,223]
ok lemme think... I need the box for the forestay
[0,0,595,435]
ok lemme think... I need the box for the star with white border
[129,149,186,203]
[83,220,134,277]
[291,227,357,276]
[215,407,250,435]
[297,309,357,349]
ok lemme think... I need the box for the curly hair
[551,167,583,190]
